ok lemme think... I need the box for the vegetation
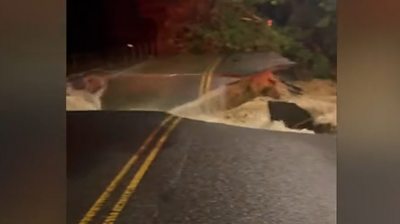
[180,0,336,79]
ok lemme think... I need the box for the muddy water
[101,73,236,111]
[168,79,337,134]
[99,73,314,134]
[67,69,335,135]
[93,72,335,134]
[169,86,230,116]
[169,91,315,134]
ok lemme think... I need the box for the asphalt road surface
[102,73,238,111]
[99,53,294,111]
[101,55,232,110]
[67,111,336,224]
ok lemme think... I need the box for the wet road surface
[68,53,335,223]
[102,74,236,111]
[101,55,231,110]
[99,53,293,111]
[67,111,336,224]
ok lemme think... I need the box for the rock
[268,101,336,134]
[268,101,315,131]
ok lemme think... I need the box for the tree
[180,0,336,79]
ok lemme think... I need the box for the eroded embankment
[66,70,336,134]
[169,78,336,134]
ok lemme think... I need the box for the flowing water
[67,70,336,134]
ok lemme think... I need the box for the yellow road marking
[198,61,214,97]
[80,57,220,224]
[102,117,182,224]
[203,57,223,94]
[100,58,220,223]
[198,73,206,96]
[78,115,175,224]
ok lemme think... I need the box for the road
[100,53,294,110]
[67,112,336,224]
[101,55,230,110]
[67,54,336,224]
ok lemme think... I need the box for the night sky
[67,0,142,56]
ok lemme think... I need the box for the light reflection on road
[102,73,236,111]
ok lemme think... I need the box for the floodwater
[101,73,237,111]
[67,53,336,134]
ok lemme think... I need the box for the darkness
[256,2,292,26]
[67,0,110,55]
[67,0,157,58]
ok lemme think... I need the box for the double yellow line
[198,57,223,97]
[102,116,181,224]
[78,57,222,224]
[78,115,178,224]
